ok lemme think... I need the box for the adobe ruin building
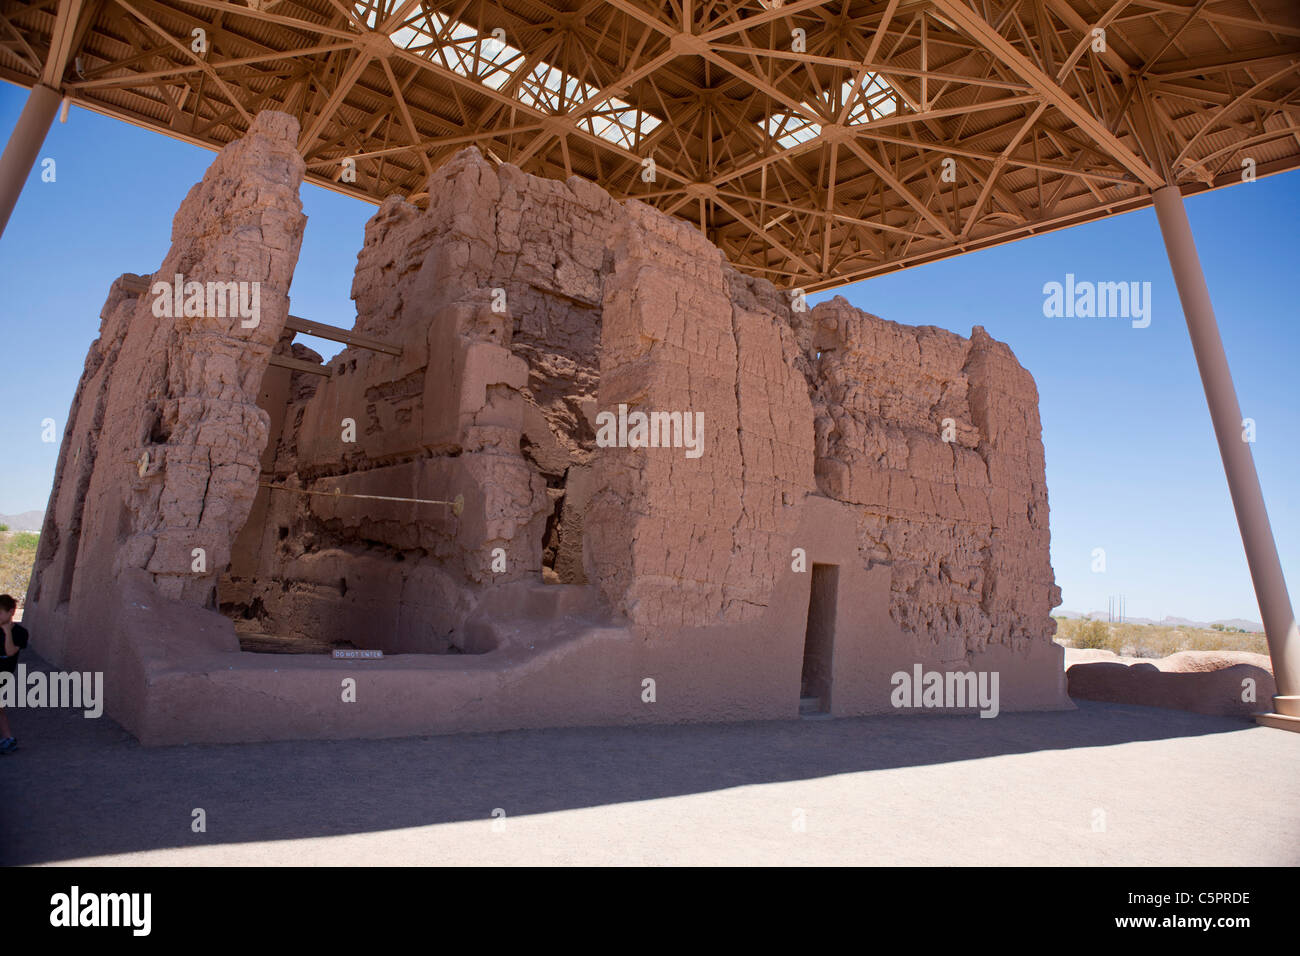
[24,111,1067,744]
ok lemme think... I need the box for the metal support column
[1152,184,1300,729]
[0,84,62,239]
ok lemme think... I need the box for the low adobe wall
[1066,649,1273,717]
[39,496,1062,746]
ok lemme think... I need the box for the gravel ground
[2,651,1297,866]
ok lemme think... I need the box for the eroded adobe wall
[220,149,634,649]
[30,117,1059,690]
[801,296,1062,656]
[26,112,306,661]
[581,222,1059,653]
[26,276,141,623]
[22,119,1070,740]
[584,201,816,626]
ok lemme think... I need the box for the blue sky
[1,82,1296,623]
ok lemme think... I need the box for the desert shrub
[1054,614,1268,657]
[0,531,39,600]
[1074,619,1110,649]
[1182,628,1268,655]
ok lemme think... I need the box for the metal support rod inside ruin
[0,84,61,239]
[257,483,464,516]
[1152,184,1300,719]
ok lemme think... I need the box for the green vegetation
[1053,616,1268,658]
[1072,618,1110,649]
[0,529,39,600]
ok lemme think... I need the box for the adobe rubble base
[24,113,1070,745]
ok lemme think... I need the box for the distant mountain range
[1056,609,1263,632]
[0,511,43,533]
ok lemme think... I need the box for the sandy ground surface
[2,651,1297,866]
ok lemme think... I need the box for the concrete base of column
[1256,696,1300,732]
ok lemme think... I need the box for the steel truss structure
[2,0,1297,289]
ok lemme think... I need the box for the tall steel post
[1152,184,1299,728]
[0,83,61,239]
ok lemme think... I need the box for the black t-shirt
[1,622,28,672]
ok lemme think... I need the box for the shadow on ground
[0,651,1271,864]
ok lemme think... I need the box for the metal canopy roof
[3,0,1298,290]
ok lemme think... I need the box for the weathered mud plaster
[804,298,1062,657]
[26,110,305,673]
[26,116,1068,745]
[585,200,815,626]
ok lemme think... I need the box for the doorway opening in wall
[800,563,838,717]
